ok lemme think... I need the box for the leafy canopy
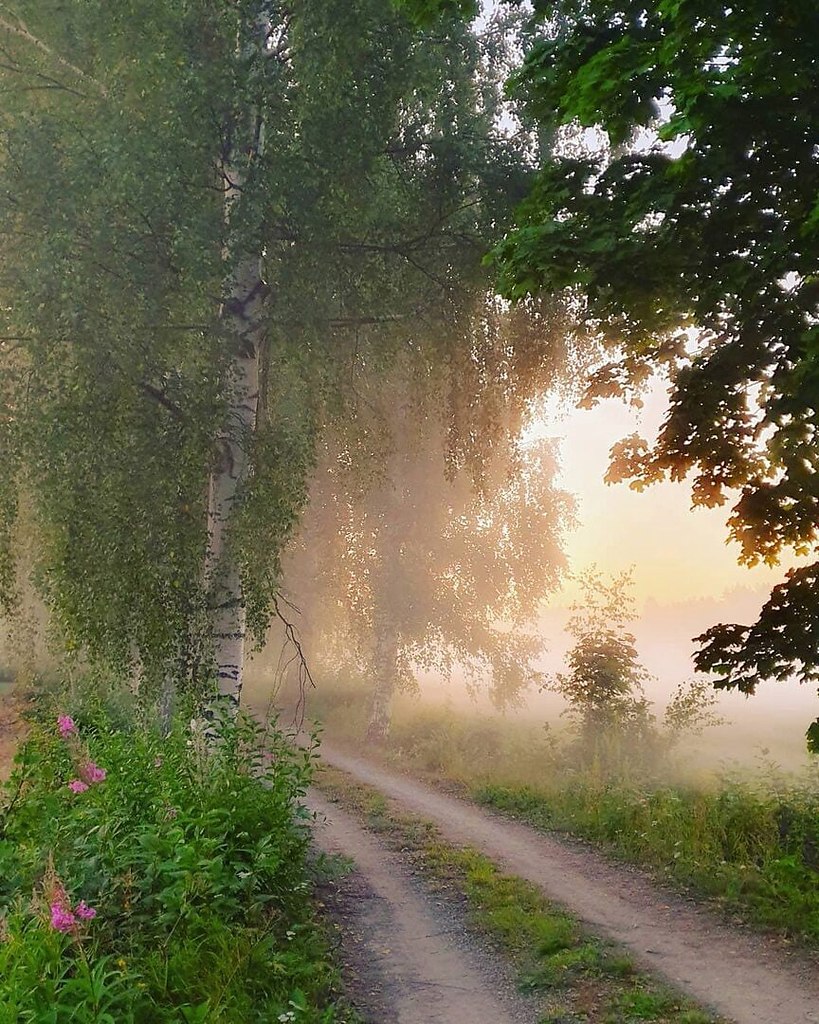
[0,0,529,684]
[395,0,479,28]
[477,1,819,746]
[285,298,584,713]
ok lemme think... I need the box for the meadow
[309,681,819,944]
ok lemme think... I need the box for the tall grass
[310,683,819,943]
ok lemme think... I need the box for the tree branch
[0,47,89,98]
[272,594,314,731]
[0,12,107,98]
[138,381,186,423]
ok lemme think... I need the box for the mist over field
[240,385,819,779]
[242,572,817,779]
[536,587,815,773]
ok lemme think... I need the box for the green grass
[474,780,819,939]
[317,765,726,1024]
[0,688,357,1023]
[308,687,819,944]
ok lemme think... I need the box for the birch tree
[0,1,532,707]
[284,297,585,741]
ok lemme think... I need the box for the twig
[272,595,314,732]
[138,381,186,423]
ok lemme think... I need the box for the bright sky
[523,386,818,764]
[533,380,799,609]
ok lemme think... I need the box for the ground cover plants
[0,686,353,1024]
[474,776,819,941]
[316,764,721,1024]
[309,683,819,944]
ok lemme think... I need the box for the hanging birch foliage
[0,1,541,701]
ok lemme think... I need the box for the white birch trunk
[204,11,269,707]
[204,226,266,705]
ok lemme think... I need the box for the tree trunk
[128,641,143,697]
[159,674,175,734]
[204,254,265,705]
[366,623,399,744]
[204,11,268,708]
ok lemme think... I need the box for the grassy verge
[308,689,819,944]
[317,763,724,1024]
[473,778,819,940]
[0,689,357,1024]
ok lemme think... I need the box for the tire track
[308,789,539,1024]
[319,745,819,1024]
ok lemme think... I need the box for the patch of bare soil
[320,745,819,1024]
[0,689,24,782]
[307,789,540,1024]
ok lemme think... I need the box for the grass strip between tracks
[316,763,727,1024]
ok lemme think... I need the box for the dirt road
[308,789,539,1024]
[0,690,23,782]
[320,745,819,1024]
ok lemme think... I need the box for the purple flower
[50,903,77,933]
[68,779,89,794]
[80,761,106,785]
[74,901,97,921]
[57,715,77,738]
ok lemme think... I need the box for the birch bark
[204,248,265,704]
[204,11,269,707]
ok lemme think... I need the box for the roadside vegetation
[305,570,819,944]
[0,683,354,1024]
[317,764,721,1024]
[310,681,819,945]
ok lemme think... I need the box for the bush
[0,695,345,1023]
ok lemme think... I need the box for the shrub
[0,695,344,1023]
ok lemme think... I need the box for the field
[306,681,819,944]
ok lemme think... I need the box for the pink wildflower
[57,715,77,738]
[68,779,89,794]
[74,901,97,921]
[79,761,106,785]
[50,902,77,933]
[153,756,163,768]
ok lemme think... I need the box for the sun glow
[530,381,801,609]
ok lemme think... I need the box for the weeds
[476,779,819,939]
[0,689,352,1023]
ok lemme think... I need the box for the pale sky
[532,380,800,609]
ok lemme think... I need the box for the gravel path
[307,789,540,1024]
[320,744,819,1024]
